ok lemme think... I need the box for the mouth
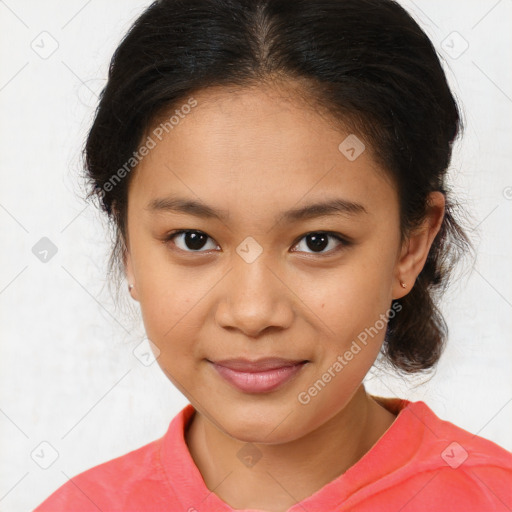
[207,357,310,394]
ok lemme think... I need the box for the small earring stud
[400,281,407,289]
[128,284,134,291]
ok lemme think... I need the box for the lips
[209,357,309,393]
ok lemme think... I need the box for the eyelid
[290,231,350,253]
[164,229,219,254]
[163,229,351,255]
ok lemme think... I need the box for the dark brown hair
[82,0,474,373]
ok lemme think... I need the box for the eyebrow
[146,195,368,223]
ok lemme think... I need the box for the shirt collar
[160,397,425,512]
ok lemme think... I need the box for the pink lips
[209,358,308,393]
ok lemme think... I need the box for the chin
[213,401,309,445]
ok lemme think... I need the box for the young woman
[34,0,512,510]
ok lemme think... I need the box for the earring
[400,280,407,289]
[128,284,134,291]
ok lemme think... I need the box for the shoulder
[404,400,512,468]
[33,436,168,512]
[33,404,196,511]
[405,461,512,511]
[394,400,512,510]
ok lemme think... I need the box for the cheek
[303,258,393,337]
[137,273,207,395]
[133,246,205,357]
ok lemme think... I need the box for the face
[124,83,430,444]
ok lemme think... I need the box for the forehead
[128,84,397,220]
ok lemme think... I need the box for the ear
[124,246,140,302]
[393,191,445,300]
[118,208,139,302]
[112,200,139,302]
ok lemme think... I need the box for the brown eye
[165,230,218,252]
[291,232,348,255]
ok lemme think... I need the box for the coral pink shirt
[34,397,512,511]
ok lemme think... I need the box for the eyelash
[163,230,351,257]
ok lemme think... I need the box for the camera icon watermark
[503,186,512,201]
[30,31,59,60]
[236,237,263,264]
[236,442,262,468]
[338,134,366,161]
[32,237,58,263]
[441,31,469,60]
[133,338,161,366]
[31,441,59,469]
[441,441,468,469]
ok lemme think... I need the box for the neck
[185,385,396,512]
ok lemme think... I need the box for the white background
[0,1,511,510]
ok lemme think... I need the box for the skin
[123,82,445,512]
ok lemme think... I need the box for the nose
[215,255,294,338]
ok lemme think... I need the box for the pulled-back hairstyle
[83,0,473,373]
